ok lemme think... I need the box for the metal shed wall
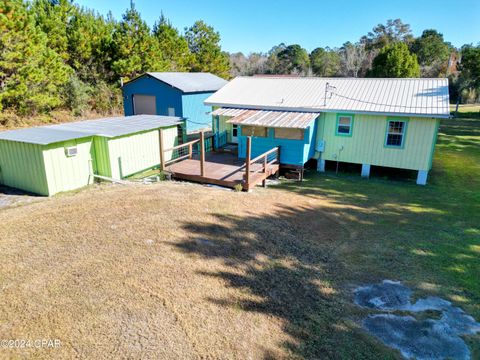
[317,113,439,171]
[122,75,216,134]
[123,76,184,120]
[42,137,95,195]
[0,140,49,195]
[182,93,214,132]
[106,126,178,179]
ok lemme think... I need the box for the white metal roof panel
[205,77,450,118]
[0,127,92,145]
[0,115,182,145]
[146,72,228,93]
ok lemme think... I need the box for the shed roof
[141,72,228,93]
[212,108,319,129]
[205,77,450,118]
[0,115,182,145]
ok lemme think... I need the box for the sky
[76,0,480,54]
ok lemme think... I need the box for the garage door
[133,95,156,115]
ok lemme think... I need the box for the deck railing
[244,137,280,188]
[161,139,200,169]
[214,130,228,148]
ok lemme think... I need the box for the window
[232,124,238,137]
[168,107,175,116]
[385,120,407,148]
[336,114,353,136]
[274,128,304,140]
[241,126,267,137]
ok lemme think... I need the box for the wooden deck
[166,152,279,190]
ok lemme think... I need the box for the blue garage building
[122,72,227,134]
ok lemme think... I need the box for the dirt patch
[0,187,43,210]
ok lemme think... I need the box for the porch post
[200,130,205,177]
[245,136,252,188]
[262,154,267,187]
[159,129,165,171]
[417,170,428,185]
[361,164,371,178]
[317,158,326,172]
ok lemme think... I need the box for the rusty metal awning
[211,108,320,129]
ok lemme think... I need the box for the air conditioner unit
[65,146,78,157]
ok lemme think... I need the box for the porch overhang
[211,108,320,129]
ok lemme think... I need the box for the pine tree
[110,4,168,81]
[185,20,230,78]
[31,0,74,61]
[67,6,115,82]
[153,14,192,71]
[0,0,70,114]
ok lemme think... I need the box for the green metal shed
[0,115,181,196]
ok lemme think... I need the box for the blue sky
[76,0,479,53]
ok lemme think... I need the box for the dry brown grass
[0,182,375,359]
[0,109,123,130]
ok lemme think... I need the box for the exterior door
[231,124,238,143]
[133,95,156,115]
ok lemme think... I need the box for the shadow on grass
[174,116,479,358]
[175,205,396,359]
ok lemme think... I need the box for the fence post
[245,136,251,189]
[262,153,267,187]
[188,142,193,159]
[159,129,165,171]
[200,131,205,177]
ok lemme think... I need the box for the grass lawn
[450,103,480,119]
[0,116,478,359]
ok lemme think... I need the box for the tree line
[1,1,479,121]
[0,0,230,117]
[230,19,480,104]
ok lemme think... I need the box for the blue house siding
[237,118,317,166]
[123,76,183,118]
[122,75,218,134]
[182,93,214,132]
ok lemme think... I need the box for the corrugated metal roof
[213,108,319,129]
[0,115,182,145]
[145,72,228,93]
[205,77,450,118]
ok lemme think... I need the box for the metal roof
[145,72,228,93]
[0,115,182,145]
[205,77,450,118]
[212,108,319,129]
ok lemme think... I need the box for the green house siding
[214,115,234,142]
[316,113,438,171]
[0,140,49,195]
[106,126,178,179]
[93,136,112,177]
[0,125,179,196]
[42,137,95,196]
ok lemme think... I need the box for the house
[205,77,450,185]
[0,115,181,196]
[122,72,228,134]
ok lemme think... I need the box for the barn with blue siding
[122,72,227,134]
